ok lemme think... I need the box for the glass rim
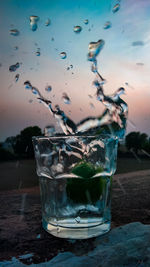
[32,134,118,142]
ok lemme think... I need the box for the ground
[0,159,150,265]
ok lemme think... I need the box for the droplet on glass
[14,46,19,50]
[51,37,54,41]
[45,18,51,26]
[45,85,52,92]
[73,25,82,33]
[112,3,120,13]
[60,52,67,59]
[10,29,20,36]
[84,19,89,25]
[62,92,71,104]
[15,74,19,82]
[75,216,81,223]
[29,99,33,103]
[9,62,20,72]
[67,67,70,70]
[29,15,39,31]
[36,48,41,56]
[70,64,73,68]
[104,21,112,29]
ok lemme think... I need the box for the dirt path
[0,170,150,264]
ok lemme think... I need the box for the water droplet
[60,52,67,59]
[10,29,20,36]
[75,216,81,223]
[51,37,54,41]
[57,227,60,233]
[136,62,144,66]
[62,93,71,104]
[14,46,19,50]
[44,125,55,136]
[24,81,32,89]
[70,64,73,68]
[45,85,52,92]
[9,62,20,72]
[29,15,39,31]
[29,99,33,103]
[36,48,41,56]
[88,40,105,61]
[73,25,82,33]
[15,74,19,82]
[89,102,95,109]
[88,94,93,99]
[84,19,89,25]
[112,3,120,13]
[104,21,112,29]
[45,18,51,26]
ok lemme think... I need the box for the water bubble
[30,15,39,31]
[45,85,52,92]
[45,18,51,26]
[67,67,70,70]
[73,25,82,33]
[112,3,120,13]
[88,39,105,61]
[15,74,19,82]
[62,93,71,104]
[10,29,20,36]
[75,216,81,223]
[60,52,67,59]
[104,21,112,29]
[24,81,32,89]
[9,62,20,72]
[84,19,89,25]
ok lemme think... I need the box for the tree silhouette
[125,131,148,154]
[14,126,42,158]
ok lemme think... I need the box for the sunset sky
[0,0,150,141]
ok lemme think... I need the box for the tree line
[0,127,150,161]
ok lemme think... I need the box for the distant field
[0,157,150,191]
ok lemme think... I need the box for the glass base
[43,218,111,239]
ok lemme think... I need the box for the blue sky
[0,0,150,141]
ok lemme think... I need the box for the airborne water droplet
[29,99,33,103]
[62,93,71,104]
[112,3,120,13]
[60,52,67,59]
[15,74,19,82]
[103,21,112,29]
[84,19,89,25]
[36,48,41,56]
[29,15,39,31]
[45,85,52,92]
[24,81,32,90]
[73,25,82,33]
[45,18,51,26]
[10,29,20,36]
[9,62,20,72]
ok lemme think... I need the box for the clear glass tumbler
[32,134,118,239]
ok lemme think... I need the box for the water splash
[30,15,39,31]
[62,93,71,104]
[73,26,82,33]
[10,29,20,36]
[60,52,67,59]
[9,62,20,72]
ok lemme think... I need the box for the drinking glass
[32,134,118,239]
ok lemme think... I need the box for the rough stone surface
[1,222,150,266]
